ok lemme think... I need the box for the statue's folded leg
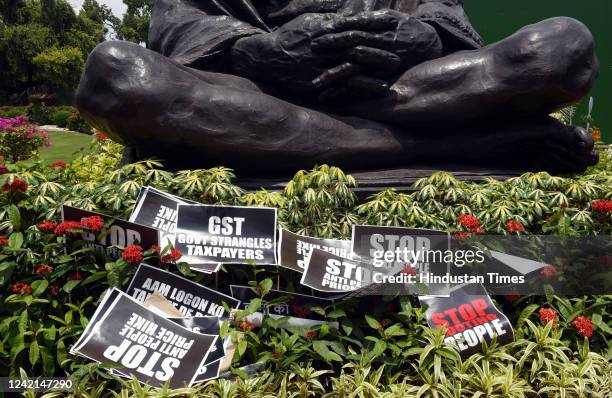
[340,17,599,127]
[77,41,597,175]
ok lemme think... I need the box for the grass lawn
[38,130,93,165]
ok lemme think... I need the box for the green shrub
[49,109,72,127]
[26,95,51,125]
[0,106,28,118]
[66,111,92,134]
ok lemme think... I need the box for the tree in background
[115,0,151,44]
[0,0,117,104]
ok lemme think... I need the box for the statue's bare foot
[457,119,598,174]
[532,125,598,173]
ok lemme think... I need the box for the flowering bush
[0,137,609,396]
[0,116,51,162]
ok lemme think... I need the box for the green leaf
[63,280,81,293]
[327,309,346,319]
[176,262,193,277]
[313,341,342,362]
[371,339,387,358]
[18,310,28,332]
[9,232,23,249]
[8,205,21,231]
[245,298,262,315]
[365,315,382,330]
[81,271,107,286]
[40,346,55,376]
[237,338,247,357]
[259,278,273,296]
[29,340,40,366]
[31,279,48,296]
[384,324,407,337]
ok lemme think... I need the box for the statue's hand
[312,10,442,70]
[309,10,442,102]
[230,12,402,96]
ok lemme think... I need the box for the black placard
[352,225,451,296]
[170,317,224,363]
[174,204,277,268]
[129,187,200,248]
[300,249,384,293]
[126,264,240,318]
[169,317,225,382]
[278,229,352,272]
[73,290,217,388]
[62,205,160,260]
[419,284,514,358]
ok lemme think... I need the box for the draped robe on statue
[148,0,483,73]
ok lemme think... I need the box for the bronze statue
[76,0,599,175]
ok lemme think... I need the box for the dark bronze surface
[76,0,599,175]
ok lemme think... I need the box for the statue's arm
[148,0,266,70]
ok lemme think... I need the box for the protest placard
[129,187,193,247]
[169,317,225,382]
[126,264,240,318]
[72,290,217,388]
[351,225,451,296]
[174,204,277,272]
[62,205,159,260]
[419,284,514,358]
[277,229,352,272]
[300,248,385,293]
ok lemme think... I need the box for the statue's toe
[550,125,599,172]
[574,126,595,153]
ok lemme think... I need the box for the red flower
[50,285,59,296]
[2,178,28,193]
[81,216,105,232]
[35,264,54,276]
[400,265,416,276]
[161,248,182,264]
[592,200,612,214]
[0,163,8,174]
[54,221,83,237]
[458,214,482,233]
[506,220,526,233]
[236,320,255,331]
[122,245,143,264]
[504,292,521,303]
[12,282,32,295]
[68,272,82,281]
[38,220,57,233]
[452,231,470,239]
[539,307,559,327]
[572,316,594,339]
[0,235,9,246]
[304,331,318,340]
[151,244,161,254]
[51,161,67,169]
[541,265,558,280]
[94,131,108,141]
